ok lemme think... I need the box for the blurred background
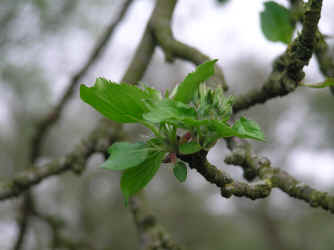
[0,0,334,249]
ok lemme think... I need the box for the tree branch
[12,193,34,250]
[178,141,334,214]
[0,120,123,201]
[33,209,95,250]
[130,193,184,250]
[314,31,334,95]
[148,0,227,90]
[290,0,334,95]
[224,139,334,213]
[121,27,155,84]
[233,0,323,113]
[3,1,331,249]
[179,151,271,200]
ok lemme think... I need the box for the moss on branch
[225,141,334,213]
[233,0,323,113]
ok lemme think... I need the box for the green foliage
[300,78,334,89]
[232,117,265,141]
[80,78,149,123]
[173,161,188,182]
[80,59,265,202]
[260,1,295,44]
[121,152,165,205]
[100,142,149,171]
[143,99,196,124]
[179,141,202,155]
[173,60,217,104]
[208,120,238,138]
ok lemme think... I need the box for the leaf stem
[299,78,334,88]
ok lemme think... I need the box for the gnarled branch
[233,0,323,113]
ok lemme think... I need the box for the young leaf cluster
[80,60,265,203]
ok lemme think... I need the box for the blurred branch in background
[0,0,79,54]
[0,120,123,201]
[0,2,18,49]
[33,209,95,250]
[314,30,334,96]
[11,1,134,249]
[237,201,292,250]
[149,0,227,90]
[30,0,135,164]
[130,193,184,250]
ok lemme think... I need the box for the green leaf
[301,78,334,89]
[232,116,265,141]
[260,1,295,44]
[170,117,208,130]
[216,94,234,121]
[173,60,217,103]
[179,141,202,155]
[193,85,233,121]
[141,83,162,101]
[208,120,237,138]
[100,142,149,171]
[121,152,165,203]
[143,99,196,123]
[80,78,149,123]
[173,161,187,182]
[146,137,166,151]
